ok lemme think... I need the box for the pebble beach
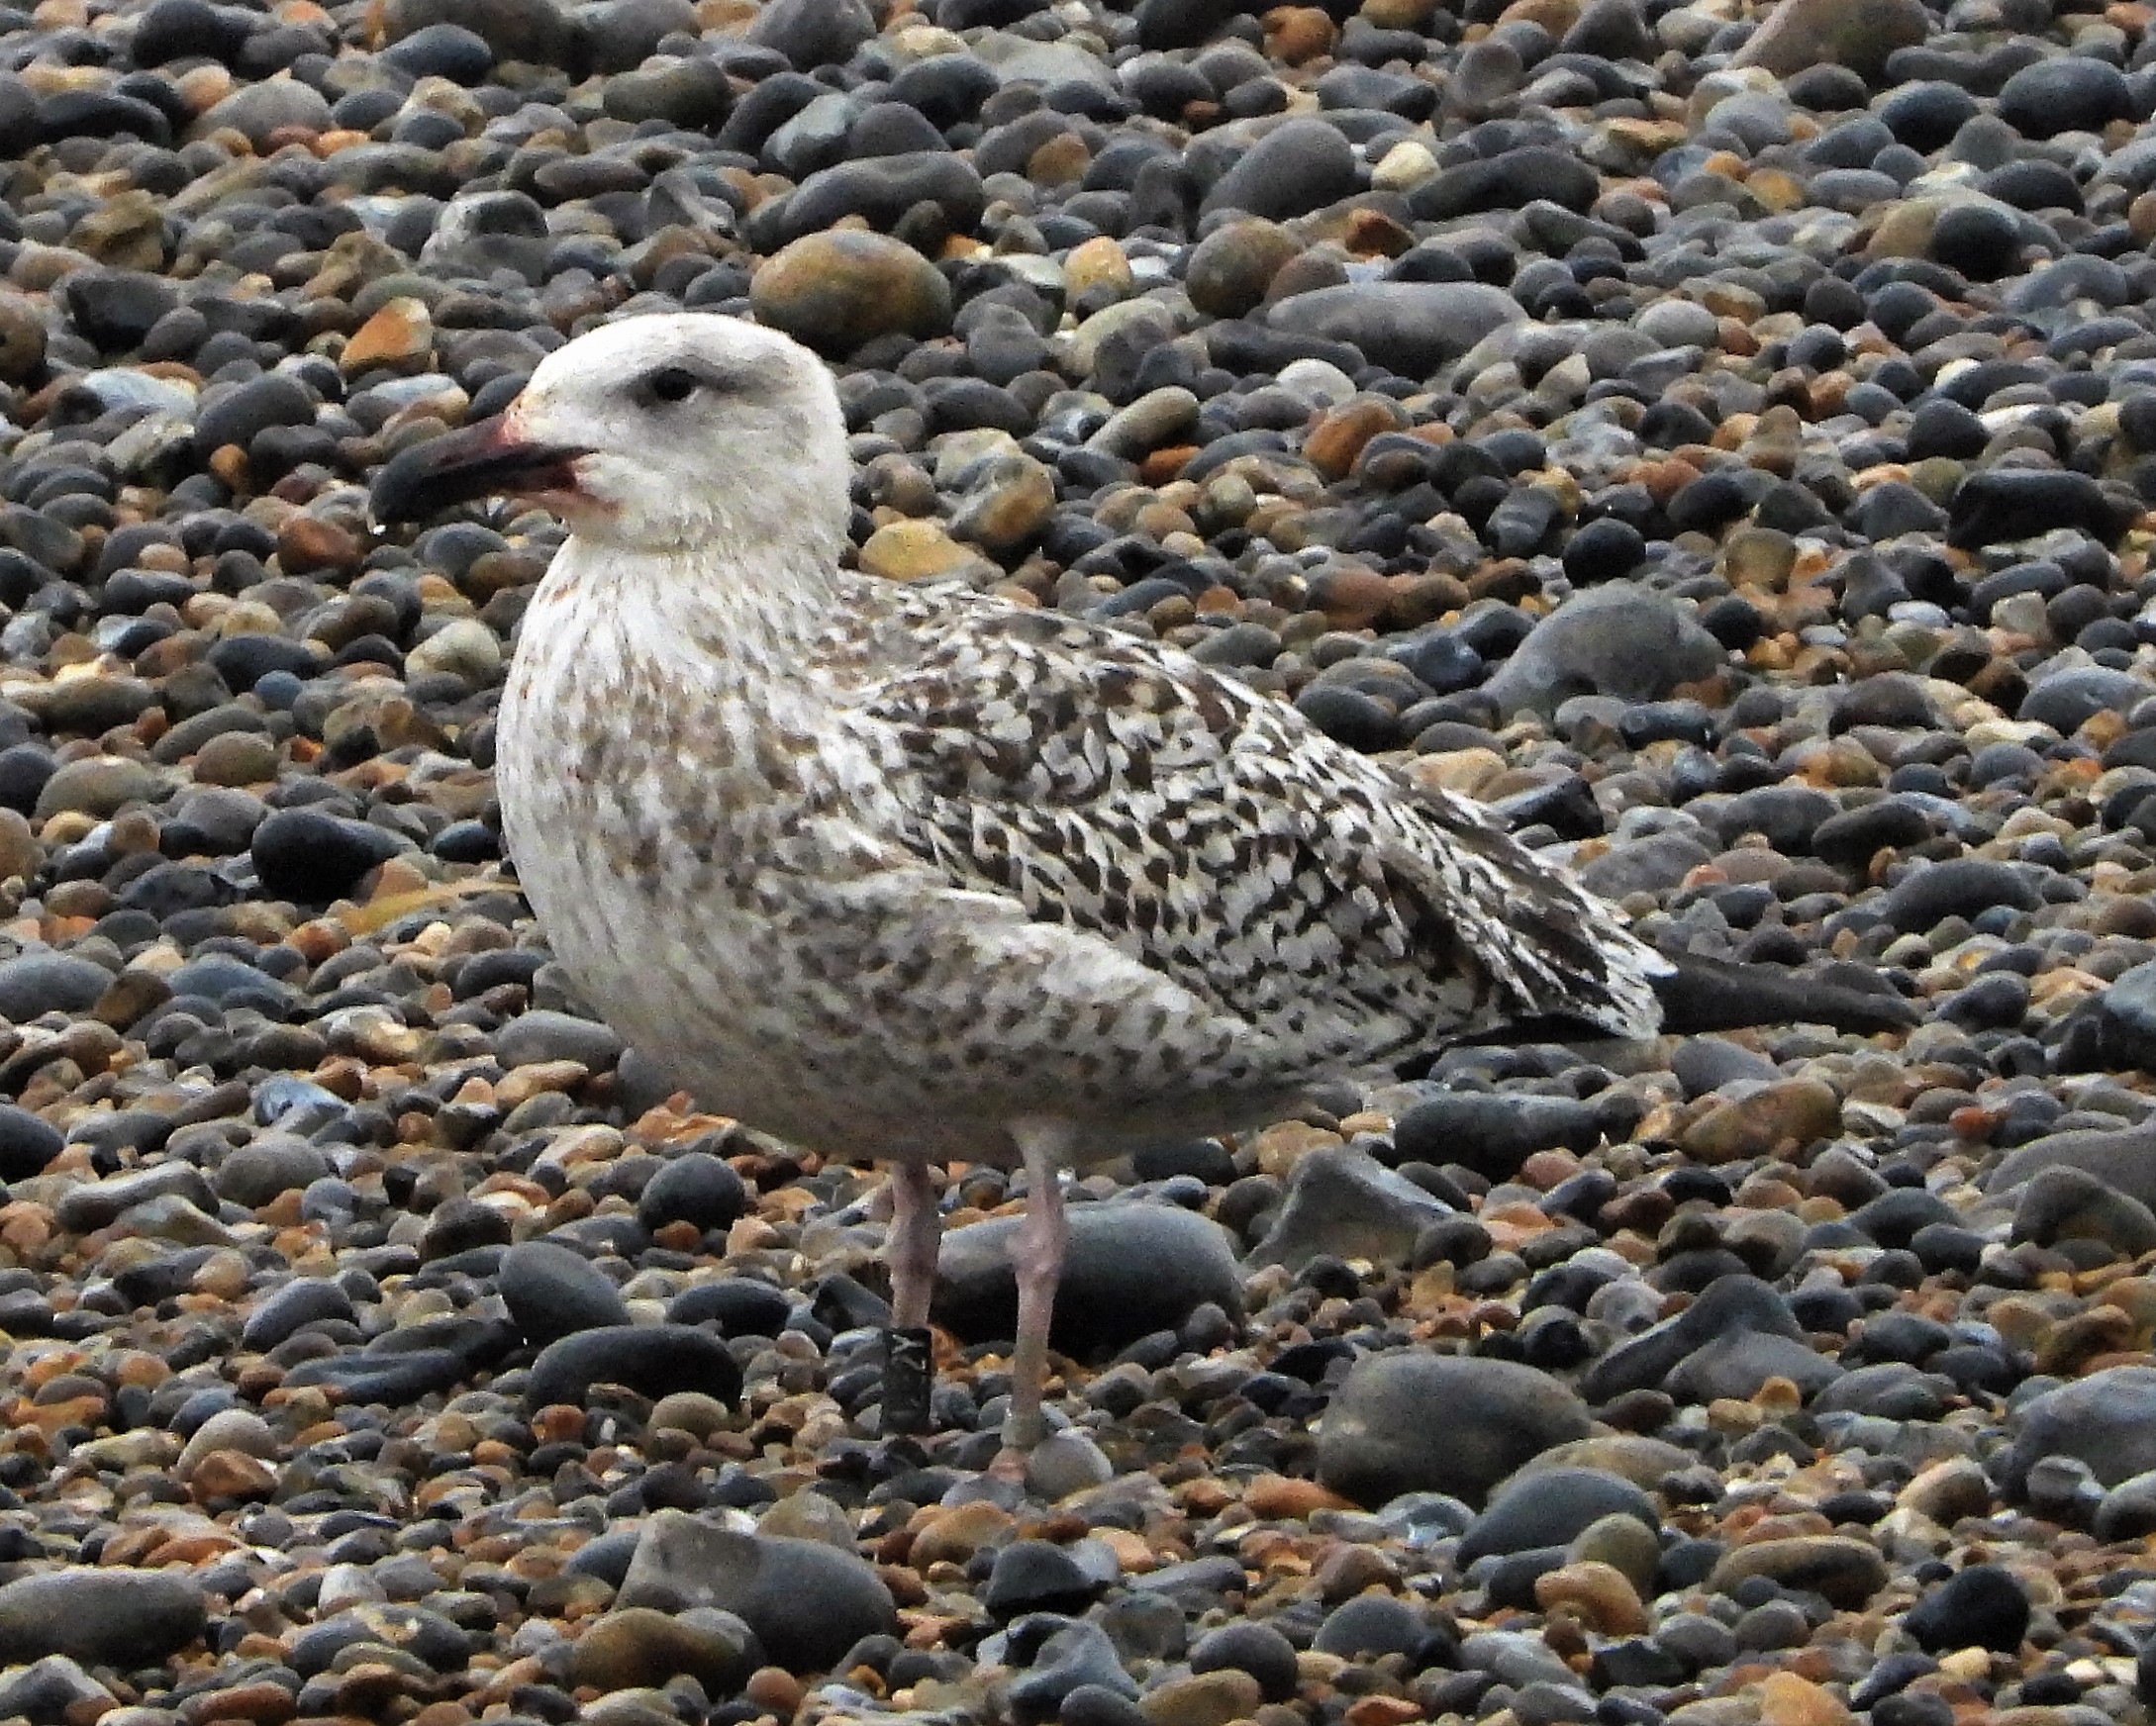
[8,2,2156,1726]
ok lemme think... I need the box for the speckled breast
[496,654,913,1155]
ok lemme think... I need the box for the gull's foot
[881,1324,934,1435]
[983,1408,1048,1481]
[998,1407,1048,1453]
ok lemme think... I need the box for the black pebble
[1294,685,1398,752]
[637,1150,749,1233]
[1930,203,2020,281]
[1189,1621,1299,1702]
[250,807,404,904]
[1907,1564,2030,1653]
[0,1103,62,1183]
[525,1323,745,1408]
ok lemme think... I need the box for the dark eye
[644,366,700,404]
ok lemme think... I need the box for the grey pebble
[616,1510,896,1673]
[0,1570,207,1667]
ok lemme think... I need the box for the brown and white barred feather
[846,591,1668,1071]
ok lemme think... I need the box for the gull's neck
[542,515,853,677]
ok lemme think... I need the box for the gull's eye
[643,366,700,404]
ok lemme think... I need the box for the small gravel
[3,1,2156,1724]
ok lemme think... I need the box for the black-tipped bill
[368,414,588,525]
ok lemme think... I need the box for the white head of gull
[372,310,1669,1466]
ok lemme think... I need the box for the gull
[370,311,1674,1460]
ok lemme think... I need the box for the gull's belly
[498,755,955,1154]
[498,759,1308,1160]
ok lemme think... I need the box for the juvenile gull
[371,312,1670,1455]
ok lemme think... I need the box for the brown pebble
[1757,1671,1854,1726]
[531,1404,585,1444]
[1316,1543,1401,1601]
[859,520,977,583]
[194,731,279,787]
[1304,397,1408,482]
[1896,1458,1992,1524]
[744,1667,804,1713]
[1308,565,1393,630]
[0,808,43,885]
[342,297,435,375]
[1707,1535,1887,1609]
[1139,1669,1265,1726]
[181,1680,300,1725]
[1186,218,1303,319]
[1534,1561,1648,1635]
[335,1662,419,1716]
[188,1449,278,1503]
[276,515,362,579]
[1063,236,1132,298]
[1343,207,1414,257]
[1140,445,1198,485]
[1263,5,1336,60]
[750,231,952,354]
[0,289,48,382]
[1343,1700,1421,1726]
[910,1498,1014,1567]
[1680,1079,1842,1163]
[1243,1475,1353,1519]
[572,1608,747,1692]
[1028,132,1092,186]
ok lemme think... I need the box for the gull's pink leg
[1001,1119,1072,1453]
[882,1159,940,1436]
[887,1159,939,1328]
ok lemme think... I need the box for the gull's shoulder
[818,577,1289,774]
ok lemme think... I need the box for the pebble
[526,1324,745,1409]
[248,807,404,904]
[2011,1166,2156,1258]
[1139,1669,1263,1726]
[1189,1622,1298,1702]
[0,1103,63,1180]
[616,1512,896,1673]
[1905,1564,2031,1655]
[751,230,954,353]
[637,1148,748,1232]
[0,1571,207,1667]
[1266,282,1527,377]
[1318,1354,1592,1506]
[1200,118,1357,222]
[2007,1368,2156,1494]
[1006,1620,1137,1724]
[1243,1143,1452,1270]
[570,1606,758,1693]
[1458,1468,1659,1565]
[0,951,113,1019]
[1484,582,1727,717]
[1395,1092,1600,1179]
[1705,1537,1891,1611]
[210,1134,333,1206]
[499,1238,635,1343]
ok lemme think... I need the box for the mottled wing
[843,601,1663,1064]
[1373,772,1670,1038]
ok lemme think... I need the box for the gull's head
[369,313,851,553]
